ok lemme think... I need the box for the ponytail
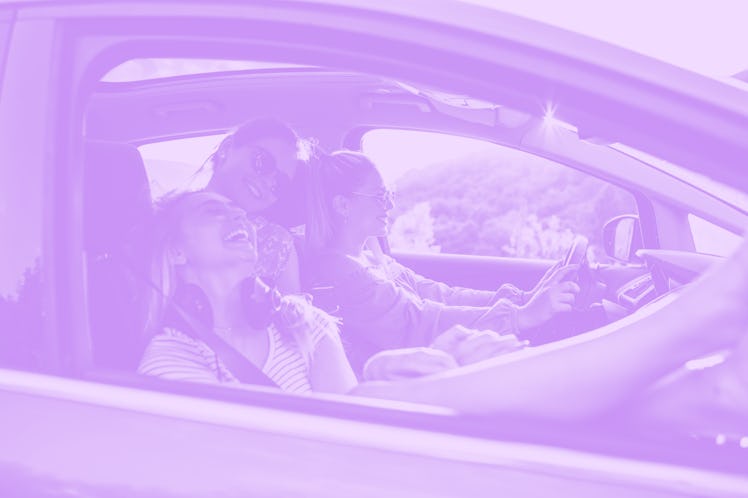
[305,152,336,252]
[305,150,378,252]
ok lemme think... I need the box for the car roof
[10,0,748,193]
[14,0,748,121]
[0,0,740,84]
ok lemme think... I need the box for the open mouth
[224,228,251,243]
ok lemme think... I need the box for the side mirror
[602,215,643,263]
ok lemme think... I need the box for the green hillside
[390,148,637,261]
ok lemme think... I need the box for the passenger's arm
[309,333,358,394]
[362,347,458,381]
[298,304,358,394]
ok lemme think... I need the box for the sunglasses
[350,188,396,204]
[252,147,279,179]
[252,147,295,196]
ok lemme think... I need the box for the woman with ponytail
[305,150,580,373]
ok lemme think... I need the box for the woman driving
[305,150,581,372]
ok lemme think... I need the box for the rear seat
[84,141,153,370]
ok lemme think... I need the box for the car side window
[362,129,637,263]
[138,134,226,200]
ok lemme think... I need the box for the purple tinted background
[1,0,747,496]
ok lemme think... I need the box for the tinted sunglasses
[350,188,396,204]
[252,147,279,178]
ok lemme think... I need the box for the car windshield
[611,143,748,212]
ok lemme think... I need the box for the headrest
[83,141,152,257]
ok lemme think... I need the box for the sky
[460,0,748,78]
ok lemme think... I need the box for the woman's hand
[362,347,459,381]
[517,265,580,330]
[431,325,528,365]
[528,260,563,296]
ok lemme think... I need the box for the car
[2,0,748,496]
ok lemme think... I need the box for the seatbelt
[166,299,279,388]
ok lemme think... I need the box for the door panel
[1,374,741,498]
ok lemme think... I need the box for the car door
[2,1,748,496]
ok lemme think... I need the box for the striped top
[138,302,338,394]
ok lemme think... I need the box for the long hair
[143,191,196,339]
[142,190,335,365]
[209,117,299,176]
[305,150,378,252]
[184,117,301,193]
[193,117,317,227]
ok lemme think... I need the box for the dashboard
[596,249,724,314]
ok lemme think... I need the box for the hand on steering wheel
[526,236,588,297]
[561,235,596,310]
[516,236,593,330]
[562,235,589,268]
[517,265,580,330]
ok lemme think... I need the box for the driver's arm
[391,258,524,306]
[333,262,521,348]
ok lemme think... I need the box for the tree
[389,201,441,253]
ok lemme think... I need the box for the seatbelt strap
[169,304,279,388]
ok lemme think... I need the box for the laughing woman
[138,191,356,394]
[137,190,748,422]
[203,117,307,293]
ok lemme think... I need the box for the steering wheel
[520,235,605,345]
[563,235,589,267]
[562,236,595,309]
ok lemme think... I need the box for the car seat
[83,141,153,370]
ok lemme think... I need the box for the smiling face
[341,169,395,239]
[211,136,299,213]
[170,191,258,274]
